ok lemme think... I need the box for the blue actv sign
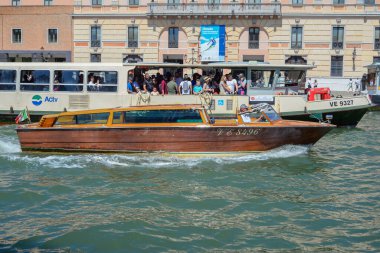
[32,95,59,106]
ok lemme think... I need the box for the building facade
[0,0,73,62]
[72,0,380,88]
[1,0,379,89]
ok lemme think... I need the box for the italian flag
[15,108,29,124]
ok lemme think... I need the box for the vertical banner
[200,25,225,62]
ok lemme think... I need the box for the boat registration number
[329,100,354,107]
[216,128,262,136]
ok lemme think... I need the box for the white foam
[0,137,310,169]
[0,139,21,153]
[0,125,22,154]
[214,145,310,164]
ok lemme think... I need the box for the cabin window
[118,109,203,124]
[53,70,84,92]
[250,70,274,89]
[0,70,16,91]
[275,70,306,88]
[112,111,124,124]
[287,70,305,87]
[20,70,50,91]
[55,115,76,125]
[87,71,118,92]
[77,113,110,124]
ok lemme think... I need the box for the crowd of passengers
[127,71,248,96]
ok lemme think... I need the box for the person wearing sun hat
[239,104,251,123]
[202,76,214,94]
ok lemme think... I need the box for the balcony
[91,40,101,47]
[375,42,380,50]
[332,42,343,49]
[168,41,179,48]
[147,3,282,18]
[248,41,259,49]
[291,42,302,49]
[128,41,138,48]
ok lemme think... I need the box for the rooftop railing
[146,3,282,17]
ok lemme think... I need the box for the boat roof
[52,104,206,117]
[0,61,314,71]
[0,62,124,68]
[124,61,315,70]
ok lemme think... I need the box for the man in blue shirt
[127,77,134,94]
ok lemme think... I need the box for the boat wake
[0,146,310,170]
[0,125,21,154]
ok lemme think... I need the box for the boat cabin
[366,63,380,95]
[36,104,282,128]
[37,105,210,128]
[127,62,314,96]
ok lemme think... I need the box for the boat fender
[336,95,343,98]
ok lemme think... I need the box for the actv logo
[31,95,59,106]
[32,95,42,106]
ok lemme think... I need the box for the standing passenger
[143,73,154,93]
[132,78,141,93]
[355,78,360,93]
[193,79,203,95]
[237,73,247,95]
[159,76,168,95]
[126,77,134,94]
[226,74,238,94]
[347,78,354,92]
[167,76,178,95]
[88,76,96,91]
[180,78,192,95]
[313,79,318,88]
[202,77,214,94]
[306,78,312,89]
[175,72,183,87]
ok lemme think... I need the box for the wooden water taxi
[16,104,335,153]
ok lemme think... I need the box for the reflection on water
[0,112,380,252]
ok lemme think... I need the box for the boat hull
[282,107,369,127]
[17,125,333,153]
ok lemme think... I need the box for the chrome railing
[147,3,282,16]
[248,41,260,49]
[91,40,101,47]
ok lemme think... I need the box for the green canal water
[0,113,379,252]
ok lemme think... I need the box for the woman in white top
[88,76,96,91]
[226,74,238,94]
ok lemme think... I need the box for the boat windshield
[243,104,281,122]
[263,108,281,121]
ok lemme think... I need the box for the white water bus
[0,62,372,126]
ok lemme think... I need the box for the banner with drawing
[200,25,225,62]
